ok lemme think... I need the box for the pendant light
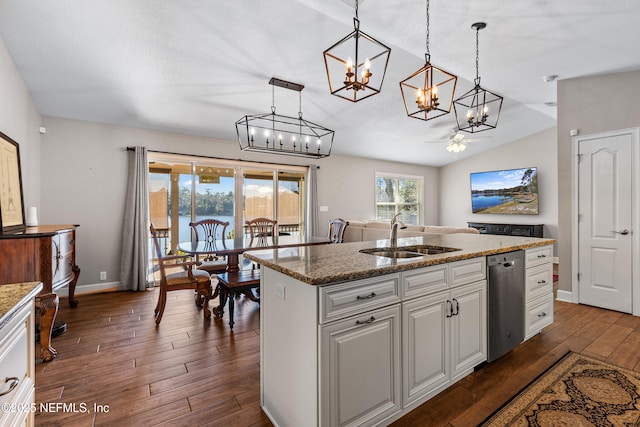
[236,78,334,158]
[453,22,503,133]
[323,0,391,102]
[400,0,457,121]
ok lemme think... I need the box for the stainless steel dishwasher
[487,250,525,362]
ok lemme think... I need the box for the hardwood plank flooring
[35,278,640,426]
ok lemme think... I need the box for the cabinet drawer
[525,293,554,339]
[0,315,29,407]
[402,264,448,299]
[450,257,486,287]
[526,264,553,302]
[319,274,401,324]
[525,245,553,268]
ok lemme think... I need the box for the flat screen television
[470,167,539,215]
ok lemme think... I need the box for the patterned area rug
[482,352,640,426]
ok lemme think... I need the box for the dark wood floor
[35,277,640,426]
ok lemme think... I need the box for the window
[147,153,306,253]
[375,173,423,225]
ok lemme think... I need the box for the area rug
[482,352,640,426]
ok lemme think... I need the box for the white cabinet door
[321,305,401,427]
[402,290,450,407]
[450,280,487,381]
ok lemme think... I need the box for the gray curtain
[120,147,150,291]
[306,165,319,237]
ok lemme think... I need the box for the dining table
[177,234,331,273]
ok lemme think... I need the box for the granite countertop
[243,233,556,286]
[0,282,43,331]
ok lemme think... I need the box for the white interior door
[577,131,633,313]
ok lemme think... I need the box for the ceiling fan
[424,128,491,153]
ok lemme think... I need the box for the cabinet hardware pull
[0,377,19,397]
[356,292,376,300]
[538,312,547,317]
[446,300,453,318]
[452,298,460,316]
[537,280,547,284]
[537,254,547,258]
[356,316,375,325]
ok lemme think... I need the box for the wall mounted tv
[470,167,539,215]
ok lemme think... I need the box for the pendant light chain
[271,83,276,114]
[475,26,480,84]
[425,0,430,60]
[355,0,359,21]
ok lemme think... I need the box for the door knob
[612,229,630,235]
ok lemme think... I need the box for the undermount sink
[359,245,461,259]
[406,245,461,255]
[361,250,425,259]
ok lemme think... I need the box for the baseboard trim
[556,289,574,303]
[56,281,120,298]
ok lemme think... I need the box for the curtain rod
[126,147,320,169]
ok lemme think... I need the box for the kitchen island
[244,233,555,427]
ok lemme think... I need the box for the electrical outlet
[100,271,107,281]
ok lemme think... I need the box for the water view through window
[148,155,306,256]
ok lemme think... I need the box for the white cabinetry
[321,304,401,427]
[318,274,402,426]
[524,245,554,340]
[260,255,492,426]
[0,299,37,427]
[401,258,486,409]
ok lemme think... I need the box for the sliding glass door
[148,154,307,254]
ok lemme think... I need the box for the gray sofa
[343,219,479,243]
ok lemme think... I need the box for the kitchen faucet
[390,213,407,249]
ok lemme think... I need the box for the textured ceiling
[1,0,639,166]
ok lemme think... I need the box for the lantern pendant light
[236,78,334,158]
[453,22,503,133]
[323,0,391,102]
[399,0,457,121]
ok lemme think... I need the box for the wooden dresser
[0,225,80,362]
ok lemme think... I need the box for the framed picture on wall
[0,131,26,233]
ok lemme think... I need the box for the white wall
[439,127,558,250]
[557,70,640,293]
[0,38,42,211]
[39,116,439,290]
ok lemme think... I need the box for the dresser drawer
[53,231,75,287]
[525,245,553,268]
[450,257,486,287]
[525,264,553,302]
[319,274,401,324]
[402,264,448,299]
[525,293,554,339]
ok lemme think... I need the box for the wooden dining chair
[328,218,349,243]
[245,217,278,238]
[150,223,215,325]
[189,219,229,275]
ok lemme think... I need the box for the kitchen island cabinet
[0,282,42,427]
[246,233,555,427]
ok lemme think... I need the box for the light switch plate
[275,284,286,300]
